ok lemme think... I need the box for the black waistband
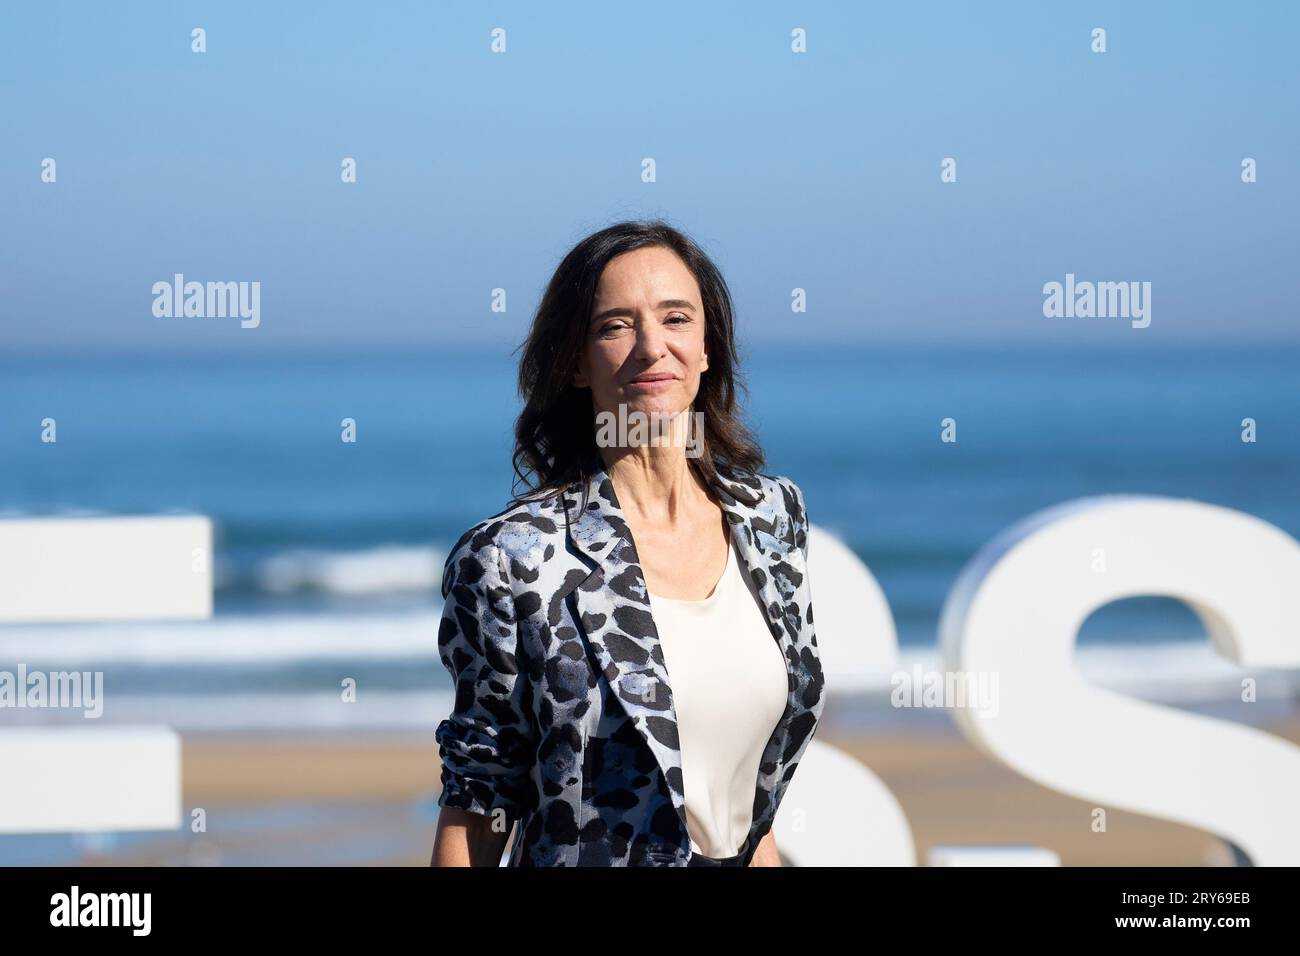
[686,834,752,867]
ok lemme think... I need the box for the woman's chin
[616,393,689,416]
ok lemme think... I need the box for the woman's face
[574,245,708,425]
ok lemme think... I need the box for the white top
[646,539,790,858]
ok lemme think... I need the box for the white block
[0,516,212,623]
[776,738,917,866]
[0,727,182,833]
[928,845,1061,866]
[939,496,1300,866]
[807,524,899,686]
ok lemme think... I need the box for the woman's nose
[634,319,667,361]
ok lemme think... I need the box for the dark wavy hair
[509,219,765,508]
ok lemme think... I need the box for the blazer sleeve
[784,477,811,564]
[433,538,536,821]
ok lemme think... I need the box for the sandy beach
[69,714,1300,867]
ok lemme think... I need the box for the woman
[430,220,825,867]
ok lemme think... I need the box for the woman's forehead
[594,249,700,301]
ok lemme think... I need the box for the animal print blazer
[433,457,826,866]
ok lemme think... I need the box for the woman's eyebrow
[590,300,697,324]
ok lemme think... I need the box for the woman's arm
[748,830,783,867]
[430,807,512,866]
[430,538,536,866]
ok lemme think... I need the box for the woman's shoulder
[717,465,807,521]
[762,471,805,505]
[715,466,810,564]
[440,490,570,596]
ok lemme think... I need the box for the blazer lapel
[561,458,799,849]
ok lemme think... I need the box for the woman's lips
[626,374,675,391]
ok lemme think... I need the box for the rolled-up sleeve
[784,477,810,564]
[433,537,536,821]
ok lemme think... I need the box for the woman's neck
[602,448,705,524]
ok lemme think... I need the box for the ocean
[2,345,1298,734]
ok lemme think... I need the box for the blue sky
[2,0,1296,351]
